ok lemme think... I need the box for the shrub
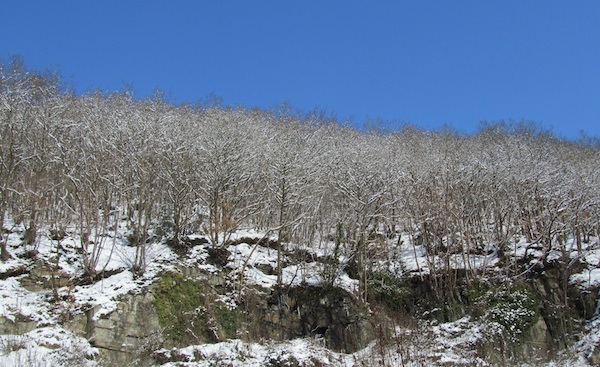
[367,271,410,311]
[470,281,540,343]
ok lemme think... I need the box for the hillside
[1,60,600,366]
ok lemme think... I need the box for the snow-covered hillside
[1,218,600,366]
[2,61,600,366]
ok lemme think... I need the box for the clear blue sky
[2,1,599,139]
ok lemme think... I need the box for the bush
[367,271,410,311]
[264,352,301,367]
[470,281,540,343]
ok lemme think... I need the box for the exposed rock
[0,264,28,280]
[66,291,162,367]
[520,317,551,359]
[206,246,231,267]
[590,344,600,366]
[249,285,373,353]
[20,260,72,292]
[0,315,37,335]
[3,249,596,366]
[177,265,226,286]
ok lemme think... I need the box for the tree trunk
[0,207,11,261]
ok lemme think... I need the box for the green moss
[153,272,242,345]
[153,272,208,344]
[214,306,239,339]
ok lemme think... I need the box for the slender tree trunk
[0,206,10,261]
[276,178,287,287]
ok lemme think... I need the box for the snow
[69,271,137,320]
[569,242,600,289]
[333,271,359,294]
[0,257,27,275]
[68,242,178,320]
[571,269,600,289]
[0,327,98,367]
[0,223,179,323]
[0,277,54,325]
[2,223,600,366]
[156,338,346,367]
[0,228,29,274]
[228,242,278,272]
[225,241,359,293]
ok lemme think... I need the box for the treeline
[1,58,599,285]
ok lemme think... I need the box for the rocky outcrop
[0,314,37,335]
[247,285,373,353]
[19,260,72,292]
[66,291,162,367]
[151,268,374,354]
[2,257,597,366]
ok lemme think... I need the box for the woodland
[2,58,599,282]
[1,58,600,366]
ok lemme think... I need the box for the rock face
[530,262,599,354]
[19,260,72,292]
[64,282,373,365]
[67,291,163,367]
[150,268,375,354]
[0,315,37,335]
[248,285,373,353]
[3,260,598,366]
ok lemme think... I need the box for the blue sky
[2,1,599,139]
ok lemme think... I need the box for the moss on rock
[152,272,208,345]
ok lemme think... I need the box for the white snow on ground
[0,327,98,367]
[224,229,272,244]
[155,338,351,367]
[0,277,54,325]
[571,269,600,289]
[68,241,178,320]
[571,243,600,289]
[1,224,179,323]
[333,271,359,294]
[69,270,137,320]
[0,256,27,275]
[0,225,29,274]
[149,317,590,367]
[398,243,430,274]
[225,240,359,294]
[2,223,600,366]
[575,315,600,365]
[228,242,278,273]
